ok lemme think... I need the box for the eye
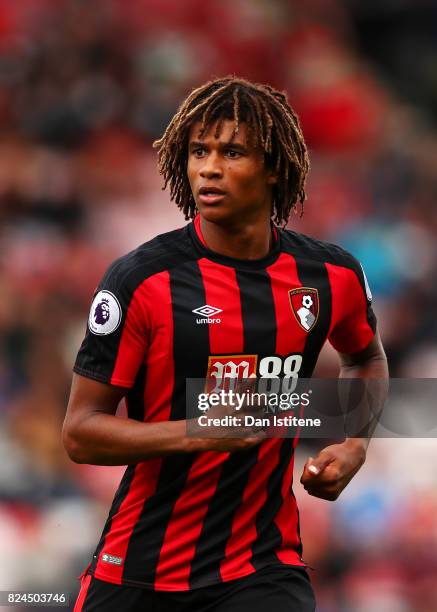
[192,147,206,157]
[225,149,241,159]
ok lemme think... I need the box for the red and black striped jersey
[74,216,376,591]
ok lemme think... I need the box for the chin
[198,206,236,225]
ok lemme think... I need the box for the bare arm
[338,329,389,452]
[338,329,388,377]
[301,331,389,500]
[62,374,264,465]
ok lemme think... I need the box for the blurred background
[0,1,437,610]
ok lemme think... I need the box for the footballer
[63,76,388,611]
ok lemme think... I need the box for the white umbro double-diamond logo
[192,305,222,317]
[192,304,222,324]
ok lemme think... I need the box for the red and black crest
[288,287,319,332]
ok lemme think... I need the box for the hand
[188,403,267,453]
[300,439,366,501]
[188,408,267,453]
[188,376,268,452]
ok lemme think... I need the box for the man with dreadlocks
[65,76,387,611]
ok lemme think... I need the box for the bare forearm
[63,410,265,464]
[64,372,267,465]
[63,413,192,465]
[339,353,389,447]
[304,356,388,498]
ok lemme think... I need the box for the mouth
[198,186,226,205]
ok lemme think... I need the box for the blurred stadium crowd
[1,1,437,610]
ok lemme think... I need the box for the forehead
[188,119,250,145]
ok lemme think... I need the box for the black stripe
[293,257,332,377]
[126,364,147,422]
[189,268,277,587]
[291,487,303,558]
[189,448,261,587]
[236,269,277,354]
[251,439,295,569]
[90,464,137,574]
[122,261,210,584]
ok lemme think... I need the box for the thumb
[306,453,334,476]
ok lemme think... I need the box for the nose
[199,152,223,179]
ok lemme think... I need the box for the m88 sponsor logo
[206,353,303,394]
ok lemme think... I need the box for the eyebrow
[188,140,248,152]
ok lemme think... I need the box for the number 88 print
[206,354,303,394]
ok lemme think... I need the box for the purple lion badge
[94,298,110,325]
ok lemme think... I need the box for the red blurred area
[0,1,436,608]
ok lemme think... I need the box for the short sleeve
[73,259,149,388]
[327,257,377,355]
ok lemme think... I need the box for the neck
[199,216,273,260]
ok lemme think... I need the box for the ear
[267,172,278,185]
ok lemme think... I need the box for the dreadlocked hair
[153,76,310,225]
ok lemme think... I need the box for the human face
[187,119,277,226]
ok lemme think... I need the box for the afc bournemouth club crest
[288,287,319,333]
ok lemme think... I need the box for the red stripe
[267,252,307,447]
[155,260,244,588]
[266,253,306,564]
[198,258,243,354]
[110,280,151,387]
[220,253,307,579]
[273,397,306,564]
[194,214,208,246]
[155,451,227,589]
[326,263,375,354]
[204,257,267,580]
[267,252,307,356]
[273,454,302,564]
[93,461,162,584]
[73,573,92,612]
[141,272,175,422]
[95,272,175,584]
[220,439,281,580]
[112,271,175,420]
[273,394,305,565]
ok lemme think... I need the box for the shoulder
[279,228,360,271]
[100,226,195,293]
[280,228,373,303]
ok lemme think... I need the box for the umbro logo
[192,304,222,324]
[192,305,222,317]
